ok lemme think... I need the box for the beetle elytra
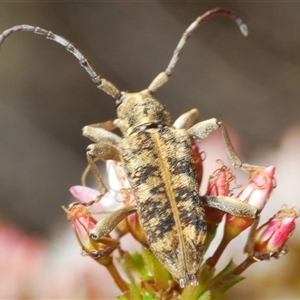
[0,8,262,288]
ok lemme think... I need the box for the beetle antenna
[148,8,248,94]
[0,25,122,100]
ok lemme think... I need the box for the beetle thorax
[116,91,171,135]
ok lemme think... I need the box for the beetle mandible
[0,8,261,287]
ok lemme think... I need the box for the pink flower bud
[253,206,299,260]
[69,181,146,246]
[206,163,234,196]
[236,166,276,211]
[205,164,234,225]
[63,204,115,264]
[225,166,276,239]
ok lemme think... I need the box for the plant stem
[233,257,256,275]
[105,261,129,293]
[208,235,231,268]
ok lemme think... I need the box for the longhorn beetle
[0,8,262,287]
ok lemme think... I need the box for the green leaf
[118,251,151,286]
[141,248,171,290]
[142,291,156,300]
[198,290,212,300]
[128,283,143,300]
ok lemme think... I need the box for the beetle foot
[179,273,198,288]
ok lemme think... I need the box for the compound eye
[115,92,127,108]
[115,99,122,108]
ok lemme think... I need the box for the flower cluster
[64,150,298,299]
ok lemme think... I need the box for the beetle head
[115,90,171,135]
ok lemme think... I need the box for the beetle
[0,8,261,287]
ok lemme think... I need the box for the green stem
[204,224,218,251]
[208,235,232,268]
[233,257,256,275]
[105,261,129,293]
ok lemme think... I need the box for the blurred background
[0,2,300,299]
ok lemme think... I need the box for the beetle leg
[85,236,121,259]
[203,194,260,260]
[188,118,219,141]
[243,216,260,260]
[85,142,120,198]
[217,121,264,172]
[172,108,199,129]
[81,122,122,200]
[90,205,137,241]
[191,120,265,259]
[82,120,120,145]
[202,195,258,219]
[188,118,264,172]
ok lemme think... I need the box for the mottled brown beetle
[0,8,262,287]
